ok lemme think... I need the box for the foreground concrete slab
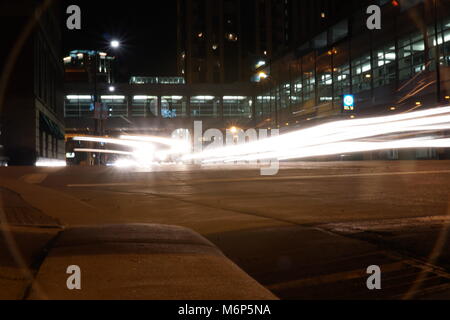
[0,226,60,300]
[28,224,277,300]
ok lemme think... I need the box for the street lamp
[229,126,238,134]
[93,39,120,165]
[110,40,120,48]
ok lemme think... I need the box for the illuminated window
[226,33,238,42]
[131,96,158,118]
[223,96,252,118]
[303,71,316,103]
[161,96,187,118]
[64,95,93,118]
[256,94,274,118]
[351,55,371,93]
[373,43,396,88]
[190,96,220,117]
[334,64,350,101]
[101,96,127,118]
[398,32,425,81]
[428,18,450,68]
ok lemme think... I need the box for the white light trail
[72,134,192,168]
[35,159,67,167]
[185,106,450,164]
[72,136,145,149]
[74,148,133,156]
[119,135,191,153]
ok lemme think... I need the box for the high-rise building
[177,0,370,84]
[177,0,241,84]
[0,0,65,165]
[63,50,116,84]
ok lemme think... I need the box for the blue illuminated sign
[343,95,355,111]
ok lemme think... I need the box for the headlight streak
[72,136,147,149]
[35,159,67,167]
[207,137,450,164]
[73,148,133,156]
[184,106,450,164]
[71,107,450,167]
[72,135,191,168]
[119,135,190,152]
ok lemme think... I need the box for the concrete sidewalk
[0,176,106,226]
[27,224,277,300]
[1,223,278,300]
[0,179,276,300]
[2,175,450,300]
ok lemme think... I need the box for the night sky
[62,0,178,81]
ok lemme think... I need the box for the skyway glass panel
[161,96,188,118]
[131,96,158,118]
[190,96,220,117]
[101,96,127,118]
[64,95,93,118]
[223,96,252,118]
[256,94,273,118]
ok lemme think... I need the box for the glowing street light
[258,72,268,80]
[110,40,120,48]
[229,126,238,134]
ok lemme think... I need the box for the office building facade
[0,0,65,165]
[176,0,371,84]
[65,0,450,161]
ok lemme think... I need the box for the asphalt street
[2,160,450,299]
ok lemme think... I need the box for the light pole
[259,74,279,129]
[93,40,120,165]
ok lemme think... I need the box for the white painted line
[66,169,450,188]
[66,183,139,188]
[188,169,450,184]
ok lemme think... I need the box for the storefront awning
[39,113,65,140]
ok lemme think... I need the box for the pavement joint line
[1,224,65,230]
[70,187,299,227]
[266,261,407,291]
[65,169,450,188]
[393,283,450,300]
[115,190,301,227]
[319,215,450,233]
[317,218,450,278]
[381,276,450,299]
[313,225,450,297]
[21,229,64,300]
[266,253,450,296]
[52,240,221,250]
